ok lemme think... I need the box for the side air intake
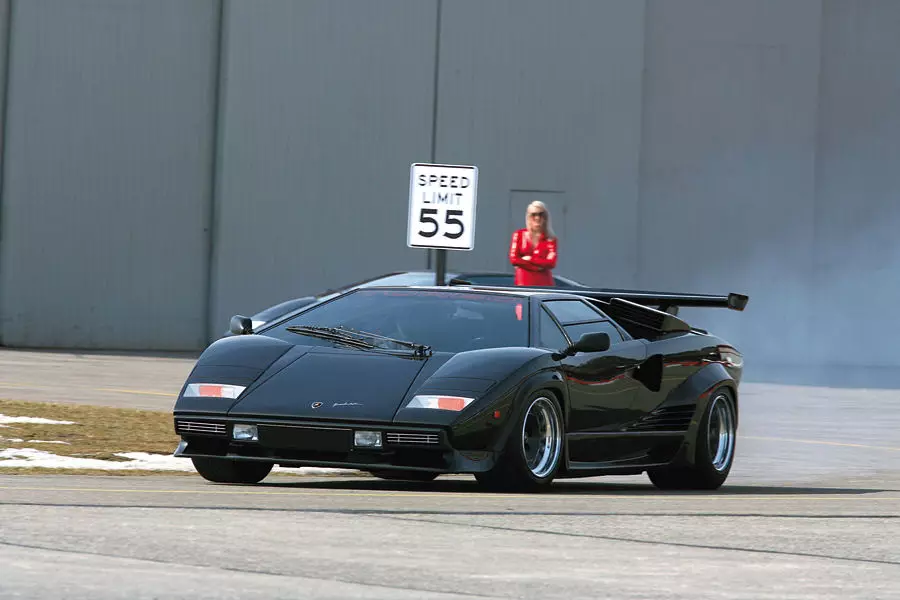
[591,297,691,340]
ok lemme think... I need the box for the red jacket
[508,229,557,286]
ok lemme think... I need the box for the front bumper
[173,415,497,474]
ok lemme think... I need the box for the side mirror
[553,332,611,360]
[229,315,254,335]
[572,332,610,354]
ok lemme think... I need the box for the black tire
[648,387,737,491]
[475,390,564,492]
[191,457,273,484]
[369,470,438,482]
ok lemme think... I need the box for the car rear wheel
[191,457,273,484]
[369,470,438,482]
[648,387,737,490]
[475,391,564,492]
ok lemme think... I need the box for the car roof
[454,271,585,286]
[316,271,583,297]
[454,271,509,277]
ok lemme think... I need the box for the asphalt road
[1,348,899,599]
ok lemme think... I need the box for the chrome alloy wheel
[707,393,736,472]
[521,396,562,478]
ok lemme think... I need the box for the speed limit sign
[407,163,478,250]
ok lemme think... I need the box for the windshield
[266,289,529,353]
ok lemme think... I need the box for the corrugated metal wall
[210,0,437,335]
[637,0,823,363]
[0,0,898,369]
[0,0,12,346]
[0,0,219,349]
[433,0,646,286]
[811,0,900,366]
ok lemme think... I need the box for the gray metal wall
[0,0,897,369]
[211,0,437,335]
[638,0,823,363]
[434,0,646,287]
[0,0,219,349]
[811,0,900,367]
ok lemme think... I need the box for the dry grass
[0,399,188,475]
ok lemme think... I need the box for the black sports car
[174,284,748,491]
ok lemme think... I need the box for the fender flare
[487,367,568,454]
[668,362,740,466]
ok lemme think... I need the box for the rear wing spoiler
[450,282,749,314]
[569,289,749,313]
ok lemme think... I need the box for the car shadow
[258,475,889,496]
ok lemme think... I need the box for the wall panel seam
[635,0,650,288]
[0,0,14,347]
[426,0,442,270]
[204,0,227,347]
[811,0,826,270]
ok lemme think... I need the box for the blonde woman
[508,201,557,286]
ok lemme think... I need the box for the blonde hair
[525,200,556,240]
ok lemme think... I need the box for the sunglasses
[528,211,546,218]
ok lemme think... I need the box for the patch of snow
[0,415,75,425]
[0,448,188,471]
[0,448,354,475]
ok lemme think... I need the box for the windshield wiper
[338,327,433,358]
[285,326,432,358]
[285,326,379,350]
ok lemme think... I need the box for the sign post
[407,163,478,285]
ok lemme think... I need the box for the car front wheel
[648,387,737,490]
[191,457,273,484]
[475,391,564,492]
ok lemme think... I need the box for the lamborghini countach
[173,285,748,491]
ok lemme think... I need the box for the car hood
[226,347,431,422]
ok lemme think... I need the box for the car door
[540,301,647,446]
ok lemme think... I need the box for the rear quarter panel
[636,331,742,465]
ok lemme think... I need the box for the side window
[544,300,603,324]
[539,309,569,350]
[564,321,624,346]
